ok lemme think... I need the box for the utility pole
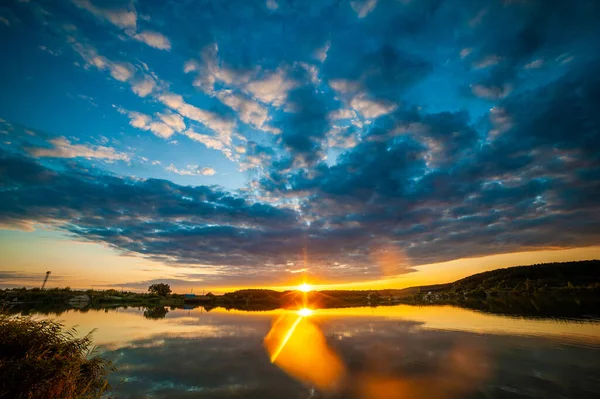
[41,271,51,290]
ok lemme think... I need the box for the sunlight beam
[269,315,303,363]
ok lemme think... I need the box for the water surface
[31,305,600,398]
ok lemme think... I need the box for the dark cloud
[276,83,330,165]
[465,0,600,96]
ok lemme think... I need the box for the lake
[27,305,600,398]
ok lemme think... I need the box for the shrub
[0,315,114,399]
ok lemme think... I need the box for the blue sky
[1,0,599,291]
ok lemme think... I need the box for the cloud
[73,0,171,51]
[117,108,175,139]
[165,164,216,176]
[524,59,544,69]
[329,79,361,95]
[158,93,235,139]
[216,91,279,134]
[460,48,472,58]
[133,31,171,50]
[183,129,234,161]
[350,95,397,119]
[157,112,186,132]
[70,39,134,82]
[469,8,488,27]
[5,0,600,286]
[184,45,254,94]
[266,0,279,11]
[328,109,357,121]
[72,0,137,30]
[131,75,157,97]
[473,54,502,69]
[245,68,298,107]
[351,0,378,19]
[314,41,330,63]
[327,126,359,149]
[26,137,130,161]
[471,83,513,100]
[69,38,233,147]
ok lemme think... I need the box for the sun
[298,283,313,292]
[297,308,313,317]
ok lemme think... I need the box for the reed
[0,315,114,399]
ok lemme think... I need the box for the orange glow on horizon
[3,230,599,294]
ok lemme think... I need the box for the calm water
[31,305,600,398]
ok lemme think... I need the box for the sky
[0,0,599,293]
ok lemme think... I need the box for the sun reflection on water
[264,304,492,398]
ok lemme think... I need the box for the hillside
[433,259,599,295]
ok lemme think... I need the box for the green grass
[0,315,114,399]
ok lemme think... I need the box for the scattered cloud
[469,8,488,27]
[131,75,157,97]
[165,164,216,176]
[473,54,502,69]
[217,90,279,134]
[158,93,235,142]
[471,83,513,100]
[27,137,130,161]
[245,68,298,107]
[70,39,134,82]
[73,0,171,51]
[72,0,137,30]
[266,0,279,10]
[314,41,330,63]
[524,59,544,69]
[351,0,378,19]
[133,31,171,50]
[460,48,472,58]
[157,112,186,132]
[350,95,397,119]
[116,107,175,139]
[328,109,357,121]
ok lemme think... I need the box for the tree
[148,283,171,296]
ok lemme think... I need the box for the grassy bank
[0,315,113,399]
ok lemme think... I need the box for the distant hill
[220,260,600,303]
[427,259,600,294]
[405,260,600,318]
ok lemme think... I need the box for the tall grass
[0,315,114,399]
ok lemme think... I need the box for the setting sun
[297,308,314,317]
[298,283,313,292]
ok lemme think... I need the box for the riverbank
[2,260,598,317]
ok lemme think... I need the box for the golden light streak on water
[268,315,303,363]
[264,309,345,393]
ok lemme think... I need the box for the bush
[0,315,114,399]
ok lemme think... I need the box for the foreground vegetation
[0,315,113,399]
